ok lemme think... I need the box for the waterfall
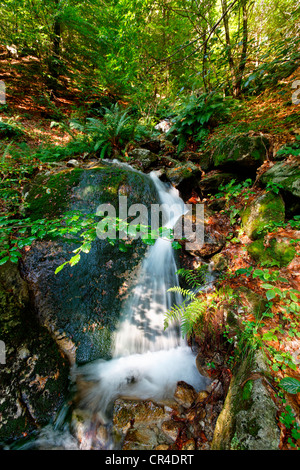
[76,170,207,423]
[113,171,185,357]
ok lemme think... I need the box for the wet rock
[113,399,169,435]
[122,427,159,450]
[174,381,197,409]
[181,438,196,450]
[161,420,183,442]
[112,399,176,450]
[21,165,159,364]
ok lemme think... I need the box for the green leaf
[69,254,81,266]
[0,256,10,266]
[279,377,300,394]
[290,292,299,302]
[266,289,277,301]
[55,262,68,274]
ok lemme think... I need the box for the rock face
[21,164,159,364]
[212,133,270,174]
[211,350,280,450]
[0,262,70,444]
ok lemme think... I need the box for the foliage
[71,104,152,158]
[279,377,300,395]
[166,93,234,153]
[164,266,234,339]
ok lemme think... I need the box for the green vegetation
[0,0,300,451]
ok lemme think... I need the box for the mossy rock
[22,164,159,364]
[212,134,270,173]
[241,191,285,240]
[211,350,280,450]
[259,157,300,216]
[199,171,240,196]
[247,237,296,267]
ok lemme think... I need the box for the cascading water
[76,171,207,425]
[15,166,209,450]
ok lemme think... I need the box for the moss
[242,380,253,401]
[212,134,269,170]
[247,237,295,267]
[241,191,285,240]
[27,168,85,220]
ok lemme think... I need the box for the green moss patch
[241,191,285,240]
[247,237,296,267]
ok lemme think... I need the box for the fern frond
[177,266,208,288]
[168,286,196,300]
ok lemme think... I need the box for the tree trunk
[234,0,248,97]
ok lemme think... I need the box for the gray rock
[211,350,280,450]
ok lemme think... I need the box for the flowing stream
[75,171,207,427]
[15,168,208,450]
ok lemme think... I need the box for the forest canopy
[1,0,299,108]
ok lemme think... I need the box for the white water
[76,171,208,423]
[15,167,208,449]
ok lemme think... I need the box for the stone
[241,191,285,240]
[161,420,183,442]
[66,159,80,167]
[165,162,202,199]
[22,164,159,364]
[174,381,197,408]
[212,133,270,174]
[259,157,300,215]
[180,208,226,258]
[247,237,296,268]
[123,427,159,450]
[128,148,158,171]
[199,171,240,196]
[211,350,280,450]
[0,262,70,444]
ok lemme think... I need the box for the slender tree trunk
[221,0,237,93]
[234,0,248,97]
[49,0,61,80]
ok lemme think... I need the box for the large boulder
[241,191,285,240]
[247,237,296,268]
[21,163,159,364]
[212,134,270,174]
[259,157,300,216]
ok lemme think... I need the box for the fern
[164,289,208,338]
[176,265,209,288]
[165,264,234,339]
